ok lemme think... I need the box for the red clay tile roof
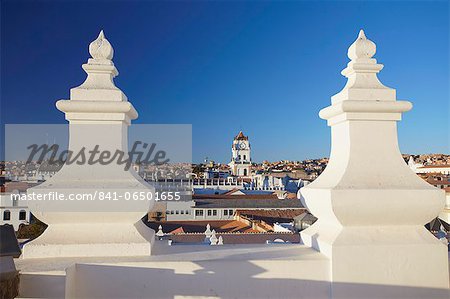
[222,188,241,195]
[285,192,298,199]
[237,209,305,219]
[426,179,450,186]
[234,131,248,141]
[169,226,185,234]
[418,165,450,169]
[4,181,30,192]
[236,209,305,225]
[146,220,252,234]
[219,220,250,232]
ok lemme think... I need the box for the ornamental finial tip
[358,29,366,39]
[347,29,376,61]
[88,30,114,61]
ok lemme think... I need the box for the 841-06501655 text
[11,191,181,202]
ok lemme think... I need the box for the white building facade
[409,156,450,175]
[0,192,30,230]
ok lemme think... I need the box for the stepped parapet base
[22,222,154,259]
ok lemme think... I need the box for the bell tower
[228,131,251,177]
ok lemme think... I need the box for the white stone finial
[301,29,449,294]
[332,29,392,104]
[217,235,223,245]
[210,230,218,245]
[204,223,212,238]
[347,29,376,61]
[23,29,153,259]
[358,29,366,38]
[156,225,164,237]
[63,30,127,102]
[89,30,114,61]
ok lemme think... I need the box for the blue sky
[1,0,448,163]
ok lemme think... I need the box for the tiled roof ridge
[418,164,450,169]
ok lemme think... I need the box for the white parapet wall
[16,242,450,299]
[64,244,330,299]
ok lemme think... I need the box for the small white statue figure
[156,225,164,237]
[209,230,218,245]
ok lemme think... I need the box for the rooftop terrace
[12,29,450,298]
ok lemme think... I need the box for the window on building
[244,155,246,160]
[19,210,26,221]
[12,195,19,207]
[175,210,179,214]
[212,210,217,216]
[229,209,233,216]
[207,210,212,216]
[185,210,189,215]
[238,155,241,160]
[224,210,228,216]
[244,169,247,176]
[3,210,11,221]
[195,210,203,216]
[181,210,184,214]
